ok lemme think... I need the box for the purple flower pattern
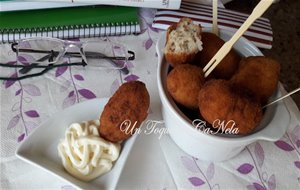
[4,61,42,142]
[181,156,220,189]
[274,125,300,173]
[235,142,277,190]
[177,125,300,189]
[54,59,97,108]
[231,142,276,190]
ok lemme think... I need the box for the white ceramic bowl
[157,29,291,161]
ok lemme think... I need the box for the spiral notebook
[0,5,141,43]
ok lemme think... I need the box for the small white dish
[156,28,291,161]
[16,98,138,190]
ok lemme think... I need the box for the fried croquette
[231,56,280,104]
[195,32,241,79]
[167,64,205,110]
[164,17,203,67]
[99,81,150,142]
[198,80,263,135]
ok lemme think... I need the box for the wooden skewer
[212,0,219,36]
[263,87,300,108]
[203,0,274,78]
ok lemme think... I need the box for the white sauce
[58,120,120,181]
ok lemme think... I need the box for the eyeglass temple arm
[72,50,135,61]
[12,46,59,55]
[80,50,133,75]
[80,51,130,75]
[0,67,51,81]
[0,62,87,81]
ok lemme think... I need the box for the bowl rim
[157,28,291,143]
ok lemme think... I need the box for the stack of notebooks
[0,2,141,43]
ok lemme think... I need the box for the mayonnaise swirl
[58,120,121,181]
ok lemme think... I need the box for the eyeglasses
[0,37,134,81]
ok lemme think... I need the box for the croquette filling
[165,20,203,53]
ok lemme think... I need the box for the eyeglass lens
[17,39,64,65]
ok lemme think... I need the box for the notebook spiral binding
[0,21,140,43]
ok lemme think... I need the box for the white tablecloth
[1,8,300,190]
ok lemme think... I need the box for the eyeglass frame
[0,37,134,81]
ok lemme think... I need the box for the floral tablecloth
[1,8,300,190]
